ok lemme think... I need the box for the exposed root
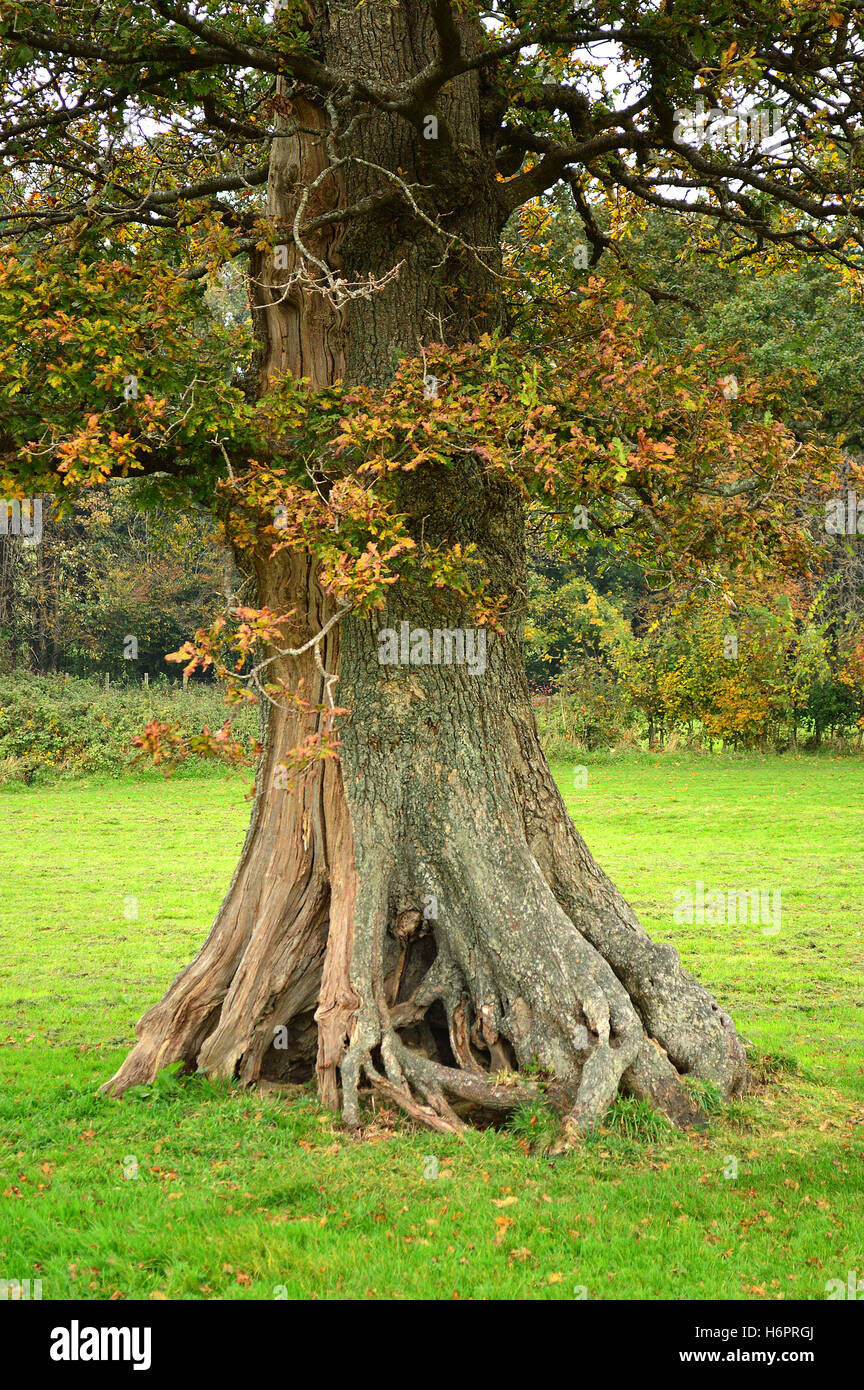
[365,1058,466,1135]
[104,668,746,1140]
[514,716,751,1103]
[326,858,708,1139]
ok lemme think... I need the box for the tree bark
[105,1,749,1134]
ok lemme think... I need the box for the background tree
[0,485,232,678]
[2,0,864,1137]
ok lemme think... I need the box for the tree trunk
[0,532,20,671]
[105,1,748,1134]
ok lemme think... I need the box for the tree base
[103,736,749,1137]
[104,567,749,1134]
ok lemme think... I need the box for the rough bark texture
[105,1,749,1134]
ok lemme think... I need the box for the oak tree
[3,0,863,1134]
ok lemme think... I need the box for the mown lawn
[0,754,861,1300]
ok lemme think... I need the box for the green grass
[1,754,862,1300]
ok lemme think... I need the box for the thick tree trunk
[105,1,749,1133]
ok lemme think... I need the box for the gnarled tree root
[103,697,749,1140]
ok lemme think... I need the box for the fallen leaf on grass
[493,1216,514,1245]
